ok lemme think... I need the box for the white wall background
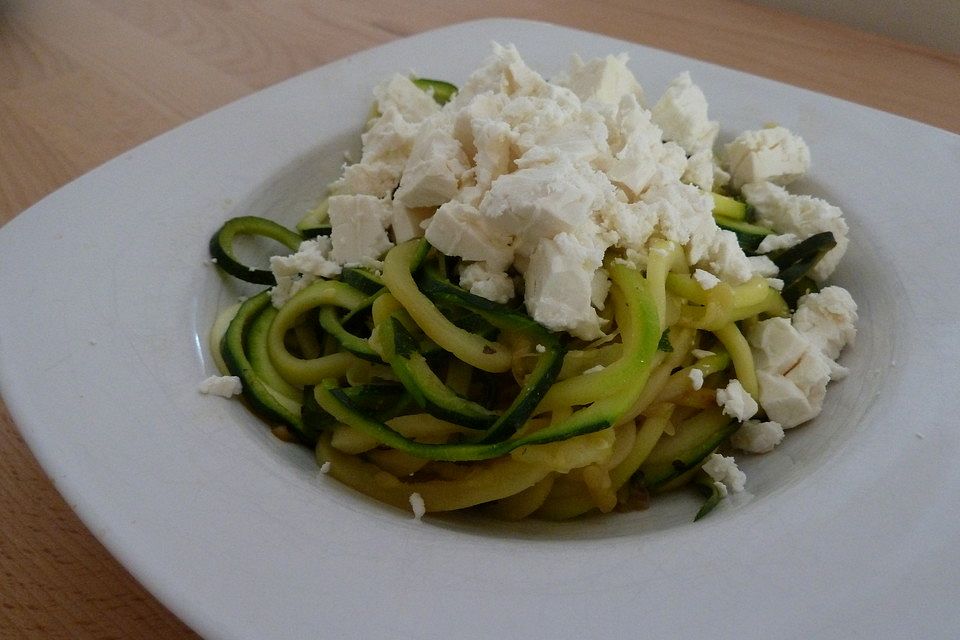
[749,0,960,55]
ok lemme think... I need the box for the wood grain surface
[1,1,958,638]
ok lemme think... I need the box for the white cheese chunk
[742,181,849,280]
[637,182,717,263]
[792,286,858,361]
[596,200,657,252]
[459,262,514,304]
[701,229,754,285]
[716,379,759,421]
[423,201,512,269]
[525,232,605,340]
[454,43,554,104]
[409,492,426,521]
[356,105,420,172]
[557,53,645,107]
[731,420,785,453]
[470,118,514,192]
[724,125,811,189]
[395,123,469,208]
[693,268,721,290]
[748,255,779,278]
[651,72,719,155]
[702,453,746,493]
[269,237,342,308]
[479,158,613,258]
[333,161,400,198]
[373,74,440,124]
[689,368,705,390]
[389,201,432,243]
[515,113,610,169]
[756,232,800,254]
[754,370,813,429]
[748,317,835,428]
[606,95,687,199]
[198,375,242,398]
[453,92,510,157]
[270,237,340,280]
[682,149,719,191]
[590,267,612,310]
[328,194,394,267]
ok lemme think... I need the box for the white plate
[2,19,958,639]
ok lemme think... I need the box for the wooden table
[1,1,957,637]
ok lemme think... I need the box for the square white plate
[1,19,958,639]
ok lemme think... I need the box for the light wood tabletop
[1,1,958,638]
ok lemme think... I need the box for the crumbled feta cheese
[606,96,687,199]
[470,118,513,192]
[742,182,849,281]
[701,229,754,284]
[636,183,717,265]
[583,364,606,375]
[716,379,759,421]
[693,268,721,290]
[452,91,510,156]
[423,201,512,270]
[651,72,719,155]
[724,126,811,189]
[792,286,858,360]
[535,344,546,353]
[395,122,469,208]
[760,354,832,427]
[682,149,720,191]
[459,262,514,303]
[688,368,705,390]
[756,232,800,254]
[651,189,747,282]
[409,492,426,521]
[389,202,432,243]
[748,317,836,428]
[702,453,746,493]
[557,53,645,107]
[453,43,554,104]
[596,200,657,253]
[273,237,340,278]
[198,375,242,397]
[691,349,715,359]
[332,161,400,198]
[525,231,606,340]
[373,74,440,124]
[748,255,779,278]
[269,237,342,307]
[479,158,614,258]
[319,461,332,474]
[731,420,785,453]
[767,278,785,291]
[353,105,420,175]
[590,268,611,310]
[327,195,394,268]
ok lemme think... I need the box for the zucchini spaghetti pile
[204,45,857,522]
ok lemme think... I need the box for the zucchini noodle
[208,232,775,519]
